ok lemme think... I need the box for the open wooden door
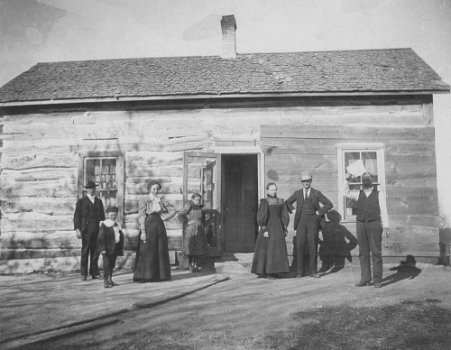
[183,152,222,256]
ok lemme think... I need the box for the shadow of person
[381,255,422,287]
[318,210,358,276]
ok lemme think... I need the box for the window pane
[362,152,378,183]
[344,152,361,183]
[85,159,100,185]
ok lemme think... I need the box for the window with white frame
[337,145,386,221]
[84,157,118,208]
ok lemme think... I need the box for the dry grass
[260,299,451,350]
[25,299,451,350]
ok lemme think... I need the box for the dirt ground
[7,258,450,350]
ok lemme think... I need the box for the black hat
[106,206,119,213]
[84,180,98,189]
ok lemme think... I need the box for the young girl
[179,193,208,272]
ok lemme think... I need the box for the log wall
[0,96,438,272]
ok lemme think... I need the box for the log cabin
[0,15,449,273]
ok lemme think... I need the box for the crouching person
[98,206,124,288]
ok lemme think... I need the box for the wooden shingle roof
[0,48,449,105]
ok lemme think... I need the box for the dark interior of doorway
[221,154,259,253]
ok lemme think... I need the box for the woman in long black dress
[133,180,175,282]
[251,183,290,279]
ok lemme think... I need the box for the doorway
[222,154,259,253]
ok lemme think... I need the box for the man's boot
[110,276,118,287]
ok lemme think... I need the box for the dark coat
[97,222,124,256]
[285,188,333,230]
[73,196,105,233]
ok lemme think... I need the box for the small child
[98,206,124,288]
[178,193,208,272]
[319,210,357,273]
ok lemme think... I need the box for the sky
[1,0,451,221]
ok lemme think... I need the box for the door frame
[183,152,222,256]
[213,147,265,200]
[214,147,264,252]
[183,147,264,256]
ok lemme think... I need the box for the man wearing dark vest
[344,172,389,288]
[286,171,333,278]
[74,180,105,281]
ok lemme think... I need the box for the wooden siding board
[261,125,435,140]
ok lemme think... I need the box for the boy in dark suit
[74,181,105,281]
[98,206,124,288]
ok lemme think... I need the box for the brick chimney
[221,15,237,59]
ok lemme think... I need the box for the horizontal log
[1,145,71,157]
[389,215,440,228]
[387,199,437,216]
[0,256,80,274]
[385,174,436,188]
[1,248,80,260]
[385,141,436,156]
[265,153,338,172]
[386,186,437,198]
[126,151,183,164]
[0,182,77,199]
[385,154,437,179]
[128,170,184,182]
[126,180,184,196]
[261,125,435,140]
[262,145,337,156]
[0,230,78,249]
[1,168,77,183]
[1,197,76,215]
[2,213,74,232]
[1,153,78,170]
[265,173,338,186]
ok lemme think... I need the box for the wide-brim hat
[84,180,98,189]
[300,171,312,182]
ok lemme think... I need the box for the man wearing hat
[286,171,333,278]
[74,180,105,281]
[344,172,389,288]
[98,206,124,288]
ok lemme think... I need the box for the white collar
[102,219,116,228]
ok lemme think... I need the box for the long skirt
[251,207,289,275]
[182,220,208,256]
[133,213,171,282]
